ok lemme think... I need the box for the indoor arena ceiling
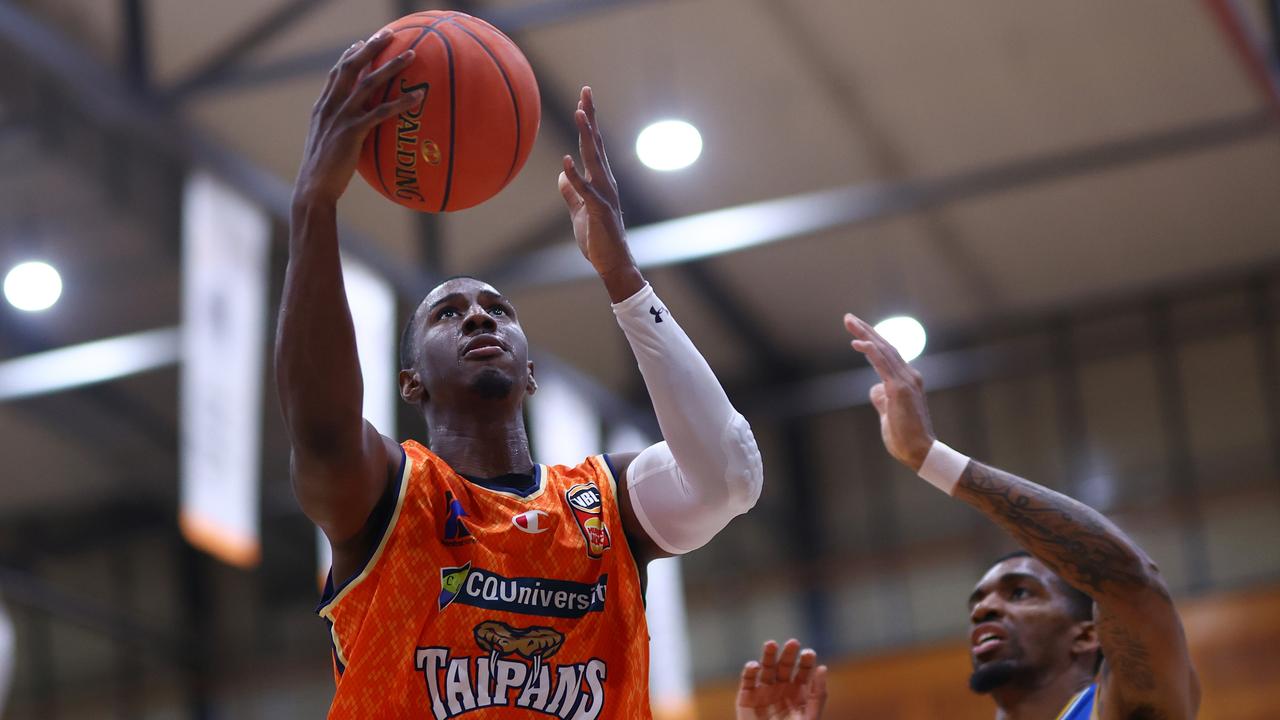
[2,0,1280,520]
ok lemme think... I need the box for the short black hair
[398,275,486,371]
[991,550,1093,622]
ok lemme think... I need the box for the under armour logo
[649,306,665,323]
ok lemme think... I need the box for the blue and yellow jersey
[1058,683,1097,720]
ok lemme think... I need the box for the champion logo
[512,510,551,534]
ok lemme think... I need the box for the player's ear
[400,369,428,404]
[525,360,537,397]
[1070,619,1100,658]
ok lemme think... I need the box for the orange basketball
[356,11,541,213]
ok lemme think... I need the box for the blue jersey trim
[315,446,408,613]
[1060,683,1097,720]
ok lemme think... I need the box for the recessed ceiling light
[636,119,703,171]
[4,260,62,312]
[874,315,927,362]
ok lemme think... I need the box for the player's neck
[426,411,534,479]
[991,666,1092,720]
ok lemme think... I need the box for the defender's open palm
[736,639,827,720]
[557,86,634,280]
[844,314,935,471]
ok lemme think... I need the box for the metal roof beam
[173,0,665,98]
[1203,0,1280,117]
[164,0,333,100]
[120,0,150,89]
[492,109,1276,291]
[751,0,1002,310]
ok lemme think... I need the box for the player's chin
[466,365,518,401]
[968,658,1023,694]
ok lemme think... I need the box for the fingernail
[372,29,390,40]
[400,49,415,60]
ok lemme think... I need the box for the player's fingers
[757,640,780,685]
[346,48,416,110]
[560,156,597,207]
[791,648,817,688]
[807,666,829,718]
[856,314,914,375]
[852,314,917,380]
[315,40,367,113]
[583,85,597,123]
[738,661,761,692]
[855,337,897,382]
[327,39,366,81]
[869,383,889,414]
[843,313,871,339]
[580,86,611,168]
[558,171,584,209]
[776,639,802,683]
[574,109,607,182]
[333,29,395,96]
[354,89,423,131]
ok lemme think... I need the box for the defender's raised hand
[736,639,828,720]
[844,313,936,471]
[558,86,643,302]
[294,30,425,206]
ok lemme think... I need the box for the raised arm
[557,87,763,563]
[275,32,421,554]
[843,313,1198,720]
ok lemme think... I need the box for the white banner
[318,257,399,582]
[606,425,696,720]
[0,598,12,719]
[179,172,270,568]
[530,371,601,465]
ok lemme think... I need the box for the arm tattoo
[1097,613,1157,692]
[955,462,1163,599]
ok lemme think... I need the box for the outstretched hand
[557,86,643,301]
[294,30,425,206]
[844,314,935,470]
[736,639,828,720]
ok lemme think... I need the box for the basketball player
[843,313,1200,719]
[277,30,762,719]
[735,639,827,720]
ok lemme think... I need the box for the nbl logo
[565,484,611,559]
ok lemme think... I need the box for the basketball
[356,11,540,213]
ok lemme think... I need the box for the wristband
[918,440,969,495]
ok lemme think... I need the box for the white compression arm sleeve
[612,283,763,555]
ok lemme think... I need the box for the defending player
[843,313,1199,719]
[276,31,762,719]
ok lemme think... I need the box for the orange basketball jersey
[317,440,651,719]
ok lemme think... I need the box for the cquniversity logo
[439,563,473,611]
[437,564,607,619]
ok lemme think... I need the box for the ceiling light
[636,119,702,171]
[874,316,927,362]
[4,261,62,312]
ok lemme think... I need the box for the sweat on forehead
[417,276,503,315]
